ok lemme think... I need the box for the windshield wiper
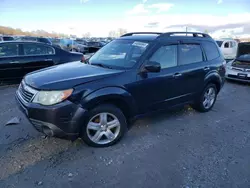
[91,63,113,69]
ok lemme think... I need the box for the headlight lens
[32,89,73,105]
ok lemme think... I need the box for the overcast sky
[0,0,250,37]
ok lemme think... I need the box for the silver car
[226,42,250,83]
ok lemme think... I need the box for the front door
[0,43,23,81]
[176,42,207,100]
[135,43,189,113]
[21,43,55,75]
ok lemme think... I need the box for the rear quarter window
[202,42,220,61]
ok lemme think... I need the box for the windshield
[216,41,223,47]
[89,39,149,69]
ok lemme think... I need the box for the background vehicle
[15,36,52,45]
[226,42,250,82]
[0,36,14,41]
[216,38,238,60]
[58,39,88,53]
[16,32,225,147]
[75,38,88,45]
[0,41,83,81]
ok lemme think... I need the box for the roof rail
[158,32,211,38]
[121,32,163,37]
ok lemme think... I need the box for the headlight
[226,65,232,70]
[32,89,73,106]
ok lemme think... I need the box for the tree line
[0,25,69,38]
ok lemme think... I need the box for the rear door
[176,41,207,100]
[21,43,55,75]
[222,40,233,59]
[0,43,23,81]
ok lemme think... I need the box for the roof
[0,41,50,45]
[119,32,213,42]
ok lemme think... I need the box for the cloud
[127,3,174,15]
[127,4,148,15]
[217,0,223,4]
[80,0,89,3]
[142,0,147,3]
[148,3,174,13]
[144,22,160,28]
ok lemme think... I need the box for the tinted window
[216,41,223,47]
[150,45,177,69]
[38,38,51,44]
[224,42,229,48]
[0,43,18,57]
[3,36,14,41]
[203,42,220,61]
[23,44,54,55]
[179,44,203,65]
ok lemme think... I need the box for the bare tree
[82,32,91,38]
[117,28,127,36]
[108,30,117,38]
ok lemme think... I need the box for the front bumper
[226,67,250,83]
[15,92,88,139]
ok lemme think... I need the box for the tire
[81,104,127,147]
[192,84,217,112]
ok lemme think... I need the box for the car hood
[24,61,124,90]
[236,42,250,58]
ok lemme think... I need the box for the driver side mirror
[143,61,161,73]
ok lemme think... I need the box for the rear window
[179,44,203,65]
[23,44,54,55]
[203,42,220,61]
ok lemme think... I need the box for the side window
[224,42,229,48]
[0,43,18,57]
[149,45,177,69]
[179,44,203,65]
[23,44,54,55]
[202,42,220,61]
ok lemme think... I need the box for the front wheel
[193,84,217,112]
[81,104,127,147]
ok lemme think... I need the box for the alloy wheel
[203,87,216,109]
[86,113,121,145]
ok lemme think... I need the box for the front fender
[81,87,137,116]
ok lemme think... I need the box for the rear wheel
[193,84,217,112]
[81,104,127,147]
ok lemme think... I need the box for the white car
[225,42,250,82]
[216,39,238,60]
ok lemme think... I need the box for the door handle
[173,73,182,78]
[9,61,19,64]
[44,59,52,61]
[203,67,210,71]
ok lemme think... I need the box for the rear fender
[204,71,223,92]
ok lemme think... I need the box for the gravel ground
[0,81,250,188]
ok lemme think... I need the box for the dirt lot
[0,81,250,188]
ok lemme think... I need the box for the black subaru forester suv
[16,32,226,147]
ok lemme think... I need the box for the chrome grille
[18,81,38,103]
